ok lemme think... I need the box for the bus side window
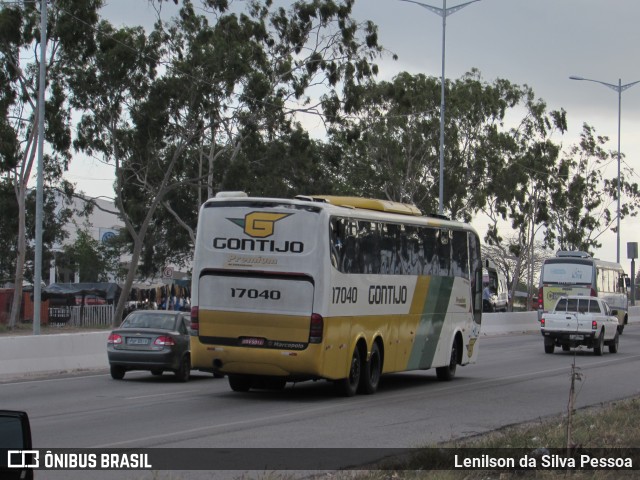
[468,232,482,318]
[597,268,605,293]
[358,221,379,274]
[452,230,469,280]
[421,227,438,276]
[436,229,452,277]
[329,218,345,269]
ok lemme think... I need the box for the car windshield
[121,313,177,330]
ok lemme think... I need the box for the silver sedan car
[107,310,192,381]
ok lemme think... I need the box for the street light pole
[400,0,481,216]
[569,75,640,263]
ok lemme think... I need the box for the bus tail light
[309,313,324,344]
[537,287,543,309]
[190,306,199,335]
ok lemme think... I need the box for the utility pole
[34,0,48,335]
[399,0,481,215]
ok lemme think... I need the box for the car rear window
[555,298,567,311]
[122,314,177,330]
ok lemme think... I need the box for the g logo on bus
[229,212,292,238]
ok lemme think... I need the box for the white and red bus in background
[537,251,628,333]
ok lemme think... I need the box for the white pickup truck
[540,296,620,355]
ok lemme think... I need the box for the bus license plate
[240,337,265,346]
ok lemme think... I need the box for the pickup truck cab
[540,296,619,355]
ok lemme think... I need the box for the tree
[546,123,640,253]
[327,70,526,220]
[482,239,553,311]
[68,0,384,324]
[482,88,567,300]
[61,224,118,283]
[0,1,97,327]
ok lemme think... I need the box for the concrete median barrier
[480,312,539,335]
[1,308,638,379]
[0,331,109,378]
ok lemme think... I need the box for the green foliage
[1,0,636,311]
[62,227,109,282]
[327,70,530,220]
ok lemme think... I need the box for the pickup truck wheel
[593,331,604,356]
[608,332,619,354]
[544,338,555,354]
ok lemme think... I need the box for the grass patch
[351,397,640,480]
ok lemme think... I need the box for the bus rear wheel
[436,339,458,381]
[228,375,253,392]
[359,343,382,394]
[335,347,361,397]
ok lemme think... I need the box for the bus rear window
[542,263,593,284]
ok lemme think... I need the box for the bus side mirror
[0,410,33,480]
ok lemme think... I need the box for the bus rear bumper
[195,344,328,379]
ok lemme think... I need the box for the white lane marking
[125,390,201,400]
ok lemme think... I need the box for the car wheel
[608,331,619,354]
[436,339,458,381]
[228,375,252,392]
[335,346,361,397]
[110,365,125,380]
[151,369,163,376]
[593,331,604,356]
[174,355,190,382]
[358,342,382,394]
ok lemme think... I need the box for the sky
[66,0,640,267]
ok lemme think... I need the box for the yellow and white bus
[537,251,629,333]
[190,192,483,396]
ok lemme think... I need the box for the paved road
[3,327,640,478]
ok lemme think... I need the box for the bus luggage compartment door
[197,273,315,343]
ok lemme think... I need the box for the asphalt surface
[3,327,640,479]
